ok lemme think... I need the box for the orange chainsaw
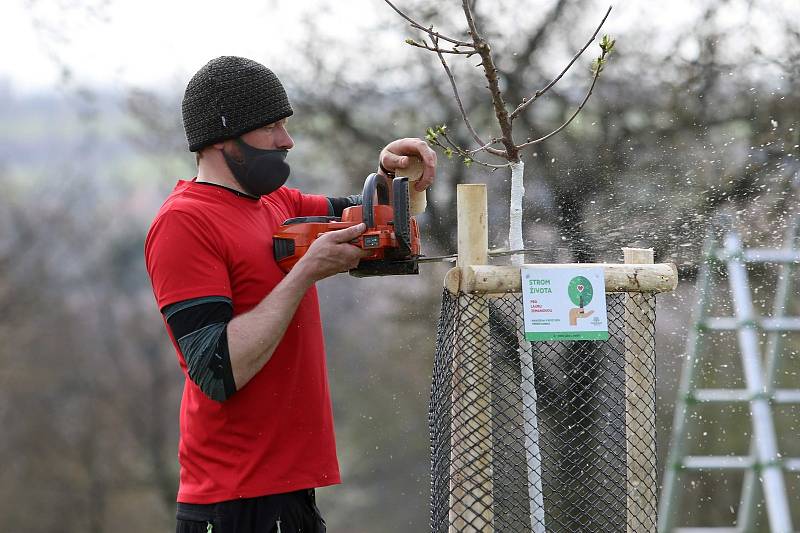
[273,172,421,277]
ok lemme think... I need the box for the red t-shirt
[144,179,340,503]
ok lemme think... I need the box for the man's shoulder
[266,185,329,218]
[146,184,225,246]
[158,194,206,220]
[153,181,233,224]
[144,195,227,273]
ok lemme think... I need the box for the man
[144,56,436,533]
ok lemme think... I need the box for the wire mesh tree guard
[428,185,677,532]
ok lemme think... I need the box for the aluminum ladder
[658,215,800,533]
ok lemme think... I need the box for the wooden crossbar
[444,263,678,294]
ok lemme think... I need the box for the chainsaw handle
[392,177,411,256]
[361,172,391,228]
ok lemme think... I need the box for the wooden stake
[450,184,493,531]
[393,154,427,215]
[456,185,488,268]
[623,247,658,533]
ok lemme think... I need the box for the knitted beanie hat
[181,56,293,152]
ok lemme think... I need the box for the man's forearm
[226,264,315,390]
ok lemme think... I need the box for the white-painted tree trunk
[520,340,546,532]
[509,159,544,529]
[509,160,525,266]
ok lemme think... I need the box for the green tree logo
[568,276,593,308]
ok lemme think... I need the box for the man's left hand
[378,138,437,192]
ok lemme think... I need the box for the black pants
[176,489,326,533]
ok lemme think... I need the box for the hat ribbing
[181,56,293,152]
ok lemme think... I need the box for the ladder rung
[681,456,800,470]
[692,389,800,403]
[693,389,748,402]
[716,249,800,263]
[683,456,753,469]
[742,249,800,263]
[674,528,740,533]
[774,390,800,403]
[702,317,800,331]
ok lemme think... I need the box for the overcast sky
[3,0,797,94]
[3,0,384,93]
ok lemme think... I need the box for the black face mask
[222,138,291,197]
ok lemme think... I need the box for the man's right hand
[227,222,369,390]
[295,223,371,282]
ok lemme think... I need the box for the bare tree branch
[405,39,476,56]
[468,137,503,155]
[462,0,518,161]
[431,131,510,169]
[510,6,611,121]
[386,1,613,167]
[516,61,603,149]
[431,34,506,156]
[384,0,474,48]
